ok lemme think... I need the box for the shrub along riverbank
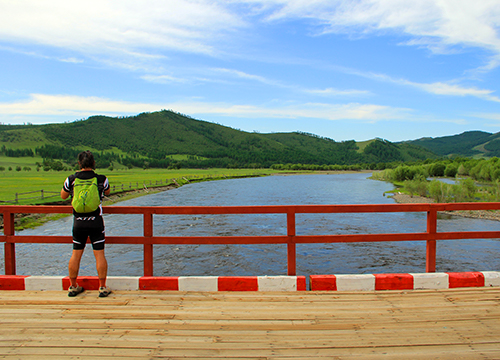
[372,157,500,203]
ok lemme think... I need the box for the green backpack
[72,177,100,213]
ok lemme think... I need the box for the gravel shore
[390,193,500,222]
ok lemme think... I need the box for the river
[4,173,500,276]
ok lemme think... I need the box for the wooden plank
[0,288,499,359]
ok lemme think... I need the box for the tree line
[0,145,34,157]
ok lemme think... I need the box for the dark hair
[78,151,95,169]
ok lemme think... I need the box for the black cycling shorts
[72,227,106,251]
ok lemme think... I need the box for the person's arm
[61,188,70,199]
[103,177,111,196]
[61,176,72,199]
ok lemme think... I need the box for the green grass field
[0,155,44,169]
[0,160,280,205]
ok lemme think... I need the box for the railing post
[426,208,437,273]
[143,212,154,276]
[4,212,16,275]
[287,209,296,276]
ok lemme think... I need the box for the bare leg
[68,249,84,288]
[94,249,108,288]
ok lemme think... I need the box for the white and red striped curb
[0,275,307,292]
[1,272,499,292]
[310,271,500,291]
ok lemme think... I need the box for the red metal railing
[2,203,500,276]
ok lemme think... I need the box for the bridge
[1,203,500,358]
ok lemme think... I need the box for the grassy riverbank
[0,168,280,205]
[0,168,283,230]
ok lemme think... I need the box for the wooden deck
[0,288,499,359]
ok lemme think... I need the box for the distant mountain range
[0,110,497,168]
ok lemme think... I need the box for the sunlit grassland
[0,166,280,205]
[0,127,51,150]
[0,155,44,168]
[355,139,375,153]
[107,168,273,184]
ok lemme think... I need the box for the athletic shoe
[68,285,84,297]
[98,286,112,298]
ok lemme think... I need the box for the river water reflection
[5,173,500,276]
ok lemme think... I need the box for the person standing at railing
[60,151,112,298]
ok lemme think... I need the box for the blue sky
[1,0,500,142]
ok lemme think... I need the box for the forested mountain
[403,131,500,157]
[1,110,437,168]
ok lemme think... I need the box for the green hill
[0,110,437,169]
[403,131,500,158]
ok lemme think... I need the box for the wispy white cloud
[0,94,160,118]
[2,1,500,72]
[399,79,500,103]
[304,87,370,97]
[0,45,85,64]
[169,100,409,122]
[211,67,370,96]
[255,0,500,69]
[470,112,500,127]
[0,93,409,124]
[278,1,500,47]
[140,74,188,84]
[0,94,475,133]
[357,71,500,102]
[0,0,245,68]
[412,82,500,102]
[59,57,84,64]
[212,68,280,86]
